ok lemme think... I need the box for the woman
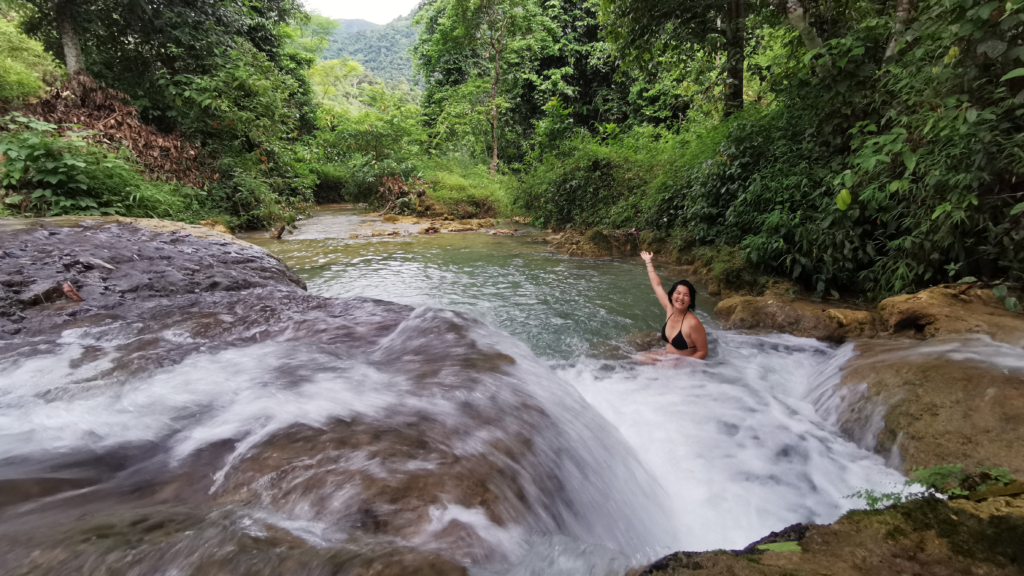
[640,250,708,360]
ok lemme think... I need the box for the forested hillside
[2,0,1023,300]
[323,15,419,85]
[334,19,380,35]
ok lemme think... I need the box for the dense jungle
[2,0,1022,300]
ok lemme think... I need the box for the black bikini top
[661,312,690,350]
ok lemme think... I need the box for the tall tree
[600,0,748,116]
[416,0,552,174]
[20,0,313,132]
[51,0,82,74]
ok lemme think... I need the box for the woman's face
[672,286,691,310]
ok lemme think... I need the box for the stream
[0,209,907,575]
[241,209,907,565]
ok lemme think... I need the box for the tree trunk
[54,0,84,75]
[885,0,917,58]
[489,51,500,176]
[772,0,823,51]
[723,0,745,118]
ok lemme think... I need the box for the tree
[416,0,552,174]
[769,0,822,51]
[600,0,748,116]
[288,13,340,59]
[19,0,313,132]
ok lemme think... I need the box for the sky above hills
[300,0,420,24]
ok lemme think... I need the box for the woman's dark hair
[667,280,697,311]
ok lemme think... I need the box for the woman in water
[640,251,708,360]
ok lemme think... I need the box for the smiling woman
[640,250,709,360]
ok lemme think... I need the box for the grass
[418,155,516,219]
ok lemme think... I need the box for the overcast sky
[300,0,421,24]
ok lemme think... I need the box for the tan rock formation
[199,218,232,235]
[833,340,1024,477]
[715,284,1024,346]
[878,284,1024,346]
[715,297,878,342]
[104,216,254,248]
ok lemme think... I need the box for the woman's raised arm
[640,251,670,312]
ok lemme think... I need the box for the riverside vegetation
[2,0,1024,301]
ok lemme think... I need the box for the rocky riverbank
[635,495,1024,576]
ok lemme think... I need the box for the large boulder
[0,219,667,574]
[824,339,1024,477]
[715,297,879,343]
[878,284,1024,346]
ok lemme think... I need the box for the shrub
[0,113,210,220]
[419,155,514,218]
[0,19,61,102]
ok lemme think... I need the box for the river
[0,209,906,575]
[241,209,907,567]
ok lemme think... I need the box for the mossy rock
[584,229,614,253]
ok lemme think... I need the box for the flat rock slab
[0,219,306,337]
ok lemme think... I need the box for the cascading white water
[563,331,905,552]
[0,213,913,574]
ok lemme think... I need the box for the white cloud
[301,0,421,25]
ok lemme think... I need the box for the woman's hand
[640,251,654,264]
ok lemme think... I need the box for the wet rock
[829,339,1024,476]
[878,284,1024,346]
[714,297,878,343]
[549,229,639,258]
[641,497,1024,576]
[950,494,1024,519]
[0,220,305,337]
[0,505,469,576]
[2,219,650,574]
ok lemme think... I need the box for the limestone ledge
[715,284,1024,347]
[635,496,1024,576]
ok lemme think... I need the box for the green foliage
[286,13,339,59]
[511,0,1024,298]
[756,542,801,552]
[15,0,318,229]
[992,283,1022,313]
[419,154,515,217]
[0,114,210,220]
[0,17,60,101]
[849,464,1016,510]
[312,85,425,204]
